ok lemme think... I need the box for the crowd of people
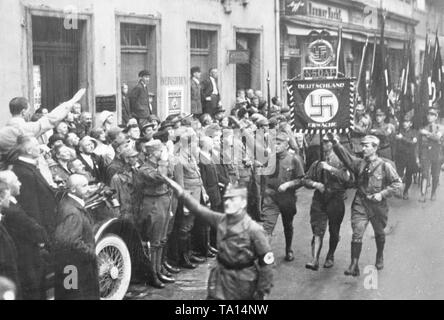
[0,65,443,300]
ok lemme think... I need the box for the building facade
[0,0,280,126]
[280,0,418,101]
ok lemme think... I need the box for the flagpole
[357,37,369,105]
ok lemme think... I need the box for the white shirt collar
[68,193,85,207]
[193,77,200,85]
[10,197,17,205]
[18,156,38,166]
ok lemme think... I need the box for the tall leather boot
[324,236,339,269]
[179,234,197,269]
[140,243,164,289]
[344,242,362,277]
[157,246,175,284]
[162,242,180,274]
[305,236,323,271]
[375,235,385,270]
[284,227,294,262]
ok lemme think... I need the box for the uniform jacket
[180,192,274,300]
[419,123,443,161]
[190,78,202,114]
[129,81,151,119]
[333,142,402,218]
[110,167,140,222]
[304,151,351,196]
[54,195,99,300]
[12,159,57,239]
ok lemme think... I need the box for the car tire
[96,233,132,300]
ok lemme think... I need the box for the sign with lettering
[286,78,354,133]
[95,95,116,112]
[167,87,183,115]
[228,50,250,64]
[303,67,337,79]
[307,1,349,23]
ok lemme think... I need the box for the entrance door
[32,16,81,110]
[120,23,156,113]
[236,33,261,91]
[190,29,218,80]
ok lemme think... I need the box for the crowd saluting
[1,65,444,301]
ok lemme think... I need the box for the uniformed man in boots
[418,107,443,202]
[394,114,419,200]
[136,139,175,284]
[329,134,402,276]
[304,134,352,270]
[162,177,274,300]
[261,132,305,261]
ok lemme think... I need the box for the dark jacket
[3,201,48,300]
[77,152,107,184]
[122,95,131,125]
[0,220,21,298]
[129,81,151,119]
[54,195,99,300]
[199,161,222,210]
[12,160,57,239]
[191,78,202,114]
[200,77,220,116]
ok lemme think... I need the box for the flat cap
[360,135,380,146]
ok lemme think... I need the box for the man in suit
[190,66,202,117]
[0,182,21,299]
[129,70,152,127]
[11,136,57,240]
[0,170,49,300]
[77,136,107,184]
[121,83,131,126]
[201,68,220,117]
[54,174,99,300]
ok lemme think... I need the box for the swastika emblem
[304,89,339,123]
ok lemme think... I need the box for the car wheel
[96,233,131,300]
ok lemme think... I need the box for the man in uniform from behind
[329,134,402,276]
[304,134,352,270]
[163,177,274,300]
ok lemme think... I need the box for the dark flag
[432,31,443,113]
[399,40,416,118]
[357,37,369,105]
[416,34,432,128]
[336,26,345,77]
[371,12,391,112]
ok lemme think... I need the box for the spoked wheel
[96,234,131,300]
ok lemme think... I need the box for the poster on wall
[166,87,183,115]
[287,78,355,134]
[33,65,42,109]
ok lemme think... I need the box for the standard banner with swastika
[287,78,355,134]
